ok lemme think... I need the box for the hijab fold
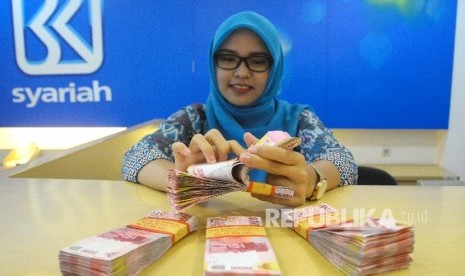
[205,11,309,147]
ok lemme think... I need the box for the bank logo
[12,0,103,75]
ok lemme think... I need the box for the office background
[1,1,464,179]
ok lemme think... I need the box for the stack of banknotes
[204,216,281,275]
[284,204,414,276]
[59,210,198,275]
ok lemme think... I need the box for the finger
[252,176,307,205]
[172,142,192,171]
[228,140,247,158]
[172,142,191,161]
[240,152,308,185]
[244,132,259,148]
[204,129,230,161]
[247,145,305,166]
[189,134,216,163]
[267,174,308,197]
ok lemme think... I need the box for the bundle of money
[204,216,281,275]
[166,131,300,212]
[59,210,198,276]
[284,204,414,276]
[254,130,302,149]
[167,159,294,212]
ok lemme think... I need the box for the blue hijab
[205,11,308,147]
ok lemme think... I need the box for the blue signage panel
[324,0,456,129]
[0,1,457,128]
[0,0,196,126]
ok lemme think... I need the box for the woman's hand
[239,132,315,207]
[172,129,245,172]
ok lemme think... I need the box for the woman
[122,11,357,207]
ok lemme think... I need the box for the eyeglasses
[214,53,273,72]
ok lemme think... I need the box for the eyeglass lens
[215,54,272,72]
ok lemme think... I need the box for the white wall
[0,128,125,149]
[333,129,445,165]
[443,0,465,180]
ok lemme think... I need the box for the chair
[357,166,397,185]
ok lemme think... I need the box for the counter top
[1,177,464,275]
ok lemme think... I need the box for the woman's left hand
[240,132,314,207]
[172,129,246,172]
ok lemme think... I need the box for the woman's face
[215,29,270,107]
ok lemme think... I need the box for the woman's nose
[233,61,251,78]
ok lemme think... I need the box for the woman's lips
[230,84,252,94]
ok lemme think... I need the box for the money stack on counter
[59,210,198,276]
[284,204,414,276]
[204,216,281,275]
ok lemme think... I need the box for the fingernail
[248,146,258,154]
[240,153,251,163]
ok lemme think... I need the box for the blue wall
[0,0,457,128]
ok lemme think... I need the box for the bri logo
[11,0,104,75]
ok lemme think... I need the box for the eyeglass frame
[214,53,273,72]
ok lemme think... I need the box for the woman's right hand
[171,129,246,171]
